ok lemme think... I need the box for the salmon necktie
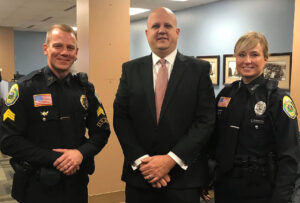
[155,59,168,123]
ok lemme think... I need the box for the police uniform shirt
[215,74,300,202]
[0,66,110,168]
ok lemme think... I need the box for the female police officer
[211,31,300,203]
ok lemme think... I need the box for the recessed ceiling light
[130,8,150,16]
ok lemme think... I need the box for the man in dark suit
[113,7,215,203]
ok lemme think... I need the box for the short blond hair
[234,31,269,59]
[45,24,77,45]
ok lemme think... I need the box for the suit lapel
[139,55,156,121]
[159,52,187,121]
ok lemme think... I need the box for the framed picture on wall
[197,55,220,85]
[264,52,292,90]
[223,54,241,85]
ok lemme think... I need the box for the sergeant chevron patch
[3,109,15,122]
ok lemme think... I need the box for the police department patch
[5,84,19,106]
[283,96,297,119]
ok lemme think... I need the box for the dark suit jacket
[113,52,215,189]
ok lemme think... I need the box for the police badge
[254,101,266,116]
[80,95,88,110]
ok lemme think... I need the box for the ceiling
[0,0,220,32]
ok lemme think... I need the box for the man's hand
[139,155,176,184]
[151,174,171,188]
[53,149,83,175]
[200,189,211,202]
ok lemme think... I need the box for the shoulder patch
[3,109,15,121]
[283,96,297,119]
[5,84,19,106]
[97,106,105,117]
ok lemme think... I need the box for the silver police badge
[80,95,88,110]
[254,101,266,116]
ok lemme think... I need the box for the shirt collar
[152,49,177,66]
[44,66,72,87]
[240,74,266,93]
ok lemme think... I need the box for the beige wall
[0,26,14,81]
[77,0,129,198]
[291,0,300,126]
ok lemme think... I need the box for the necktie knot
[160,58,166,66]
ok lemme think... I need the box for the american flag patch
[218,97,231,108]
[33,94,53,107]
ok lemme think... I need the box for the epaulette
[266,78,278,91]
[223,80,239,90]
[73,72,95,91]
[73,72,88,86]
[17,69,43,83]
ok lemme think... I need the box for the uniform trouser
[214,170,272,203]
[125,184,202,203]
[20,171,89,203]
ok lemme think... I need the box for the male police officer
[0,24,110,203]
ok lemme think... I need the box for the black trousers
[214,172,272,203]
[20,172,89,203]
[125,184,201,203]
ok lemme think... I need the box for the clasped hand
[139,155,176,188]
[53,149,83,176]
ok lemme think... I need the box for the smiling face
[235,43,267,84]
[234,31,269,84]
[43,28,78,79]
[145,8,180,58]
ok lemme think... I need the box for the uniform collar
[240,74,266,94]
[44,66,72,87]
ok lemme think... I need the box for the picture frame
[223,54,240,85]
[197,55,220,85]
[264,52,292,90]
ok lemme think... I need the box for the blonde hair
[45,24,77,45]
[234,31,269,59]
